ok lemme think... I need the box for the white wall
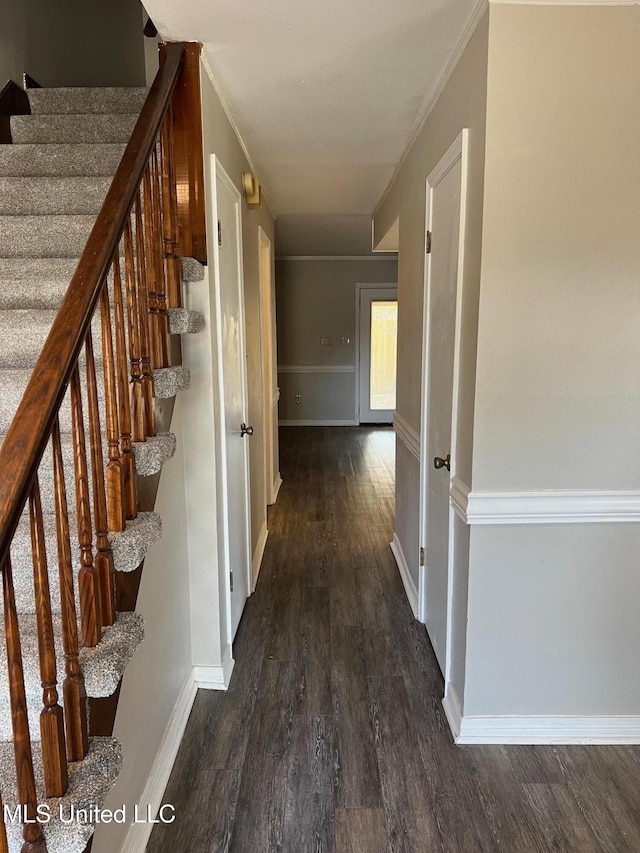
[276,258,398,423]
[464,3,640,723]
[93,400,193,853]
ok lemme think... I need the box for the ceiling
[145,0,476,247]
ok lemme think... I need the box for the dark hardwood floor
[146,426,640,853]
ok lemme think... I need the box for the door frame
[258,225,281,508]
[418,129,469,689]
[354,282,399,424]
[210,155,253,644]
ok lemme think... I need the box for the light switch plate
[320,336,332,346]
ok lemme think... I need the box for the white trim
[277,364,355,374]
[279,418,357,427]
[200,53,275,222]
[456,715,640,744]
[119,671,198,853]
[418,130,469,685]
[466,489,640,524]
[450,476,470,522]
[193,647,235,690]
[492,0,638,5]
[442,686,463,740]
[271,473,283,504]
[276,255,398,262]
[393,412,420,461]
[390,533,419,618]
[374,0,487,216]
[252,521,269,590]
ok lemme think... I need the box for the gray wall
[0,0,146,88]
[276,258,398,423]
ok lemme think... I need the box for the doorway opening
[258,226,281,509]
[356,284,398,424]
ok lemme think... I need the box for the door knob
[240,423,254,437]
[433,454,450,472]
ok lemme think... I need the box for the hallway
[146,427,640,853]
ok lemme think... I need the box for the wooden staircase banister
[0,42,186,568]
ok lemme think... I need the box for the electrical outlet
[295,394,302,404]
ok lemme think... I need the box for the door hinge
[230,570,234,592]
[425,231,432,254]
[420,547,425,567]
[218,220,223,246]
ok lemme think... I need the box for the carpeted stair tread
[28,86,148,116]
[0,736,122,853]
[168,307,205,334]
[0,257,78,309]
[10,113,139,145]
[181,256,205,282]
[0,214,96,258]
[10,511,163,614]
[0,143,126,177]
[153,365,192,399]
[0,612,144,741]
[0,176,111,216]
[0,308,59,366]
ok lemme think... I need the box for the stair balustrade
[0,42,205,851]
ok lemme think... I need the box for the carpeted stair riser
[10,113,138,145]
[0,737,122,853]
[28,87,148,116]
[0,176,111,216]
[0,143,126,177]
[9,511,163,615]
[0,215,99,258]
[0,612,144,742]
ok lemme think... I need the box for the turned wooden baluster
[123,219,147,444]
[160,106,183,309]
[142,163,165,369]
[52,418,89,762]
[85,328,116,627]
[29,476,68,798]
[100,281,125,533]
[112,253,138,520]
[2,553,45,850]
[70,364,102,647]
[150,147,171,367]
[134,191,156,438]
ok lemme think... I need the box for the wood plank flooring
[146,426,640,853]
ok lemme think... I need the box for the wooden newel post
[159,42,207,265]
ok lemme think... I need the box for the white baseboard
[252,521,269,589]
[120,670,197,853]
[443,686,463,740]
[279,419,357,427]
[193,647,235,690]
[270,473,283,504]
[456,714,640,744]
[390,533,418,617]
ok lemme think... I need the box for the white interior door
[358,285,398,424]
[419,132,468,677]
[212,158,252,641]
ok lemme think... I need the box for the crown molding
[373,0,488,217]
[275,255,398,262]
[200,51,275,221]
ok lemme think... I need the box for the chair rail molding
[462,488,640,525]
[393,412,420,461]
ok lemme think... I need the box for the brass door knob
[240,423,254,437]
[433,454,450,472]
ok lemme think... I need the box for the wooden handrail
[0,43,185,567]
